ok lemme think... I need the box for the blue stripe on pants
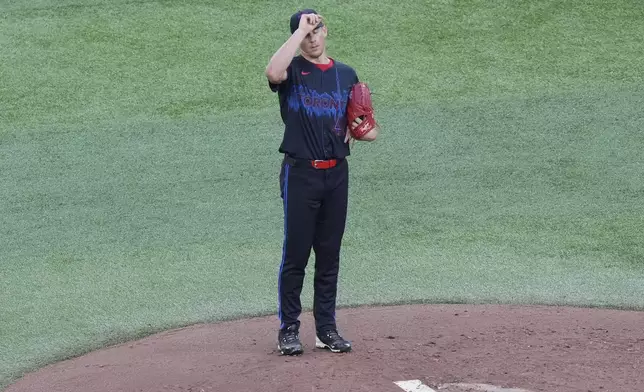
[277,163,290,329]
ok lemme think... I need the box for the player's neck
[302,51,330,65]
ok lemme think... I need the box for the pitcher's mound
[7,304,644,392]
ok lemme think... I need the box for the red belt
[310,159,337,169]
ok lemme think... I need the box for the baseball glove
[346,82,378,141]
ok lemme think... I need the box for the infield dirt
[7,304,644,392]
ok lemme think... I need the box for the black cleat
[315,329,352,353]
[277,324,303,355]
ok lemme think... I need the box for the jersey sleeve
[268,63,293,93]
[349,65,359,85]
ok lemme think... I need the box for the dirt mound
[7,304,644,392]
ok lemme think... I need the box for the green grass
[2,0,644,389]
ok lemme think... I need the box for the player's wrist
[293,28,310,39]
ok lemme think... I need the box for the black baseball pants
[277,155,349,334]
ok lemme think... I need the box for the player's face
[300,26,326,58]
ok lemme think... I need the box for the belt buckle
[312,159,324,169]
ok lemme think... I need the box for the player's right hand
[298,13,321,33]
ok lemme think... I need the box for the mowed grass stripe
[2,0,643,130]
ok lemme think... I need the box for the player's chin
[307,48,323,58]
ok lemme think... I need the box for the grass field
[1,0,644,389]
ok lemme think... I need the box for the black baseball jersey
[269,56,359,160]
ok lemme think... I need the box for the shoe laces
[323,330,342,340]
[282,330,299,343]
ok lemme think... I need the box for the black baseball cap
[290,8,324,34]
